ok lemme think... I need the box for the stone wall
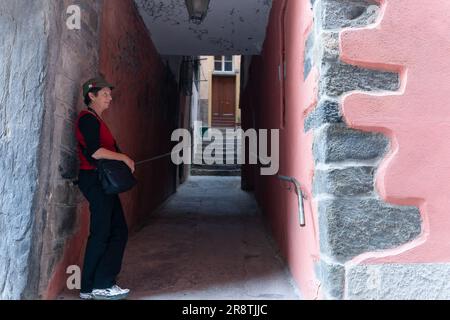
[0,0,50,299]
[0,0,102,299]
[30,0,103,299]
[305,0,422,299]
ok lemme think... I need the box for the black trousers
[77,170,128,293]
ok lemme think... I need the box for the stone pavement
[59,176,301,300]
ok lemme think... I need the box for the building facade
[198,56,242,128]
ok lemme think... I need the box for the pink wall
[45,0,182,299]
[241,0,321,299]
[341,0,450,264]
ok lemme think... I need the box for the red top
[75,110,118,170]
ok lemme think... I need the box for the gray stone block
[61,119,77,149]
[321,0,379,30]
[304,100,342,132]
[41,239,66,280]
[322,62,400,97]
[321,31,339,61]
[318,198,421,262]
[59,149,78,180]
[78,2,100,35]
[316,259,345,299]
[54,73,79,107]
[346,263,450,300]
[313,166,375,196]
[313,124,389,163]
[53,182,80,206]
[304,32,315,80]
[53,205,78,238]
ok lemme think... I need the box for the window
[214,55,234,72]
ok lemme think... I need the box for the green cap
[82,76,115,97]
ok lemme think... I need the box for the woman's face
[90,87,113,111]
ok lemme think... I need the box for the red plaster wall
[99,0,179,228]
[241,0,321,299]
[45,0,182,299]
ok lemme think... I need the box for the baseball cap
[82,77,115,97]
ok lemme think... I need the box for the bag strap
[86,107,122,153]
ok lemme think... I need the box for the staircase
[191,127,242,176]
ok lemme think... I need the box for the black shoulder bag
[80,110,137,194]
[96,158,137,194]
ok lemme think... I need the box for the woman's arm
[92,148,135,173]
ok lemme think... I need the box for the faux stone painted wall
[0,0,49,299]
[305,0,422,299]
[341,0,450,299]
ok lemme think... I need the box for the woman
[75,77,135,300]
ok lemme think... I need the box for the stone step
[200,142,242,147]
[202,129,243,136]
[210,139,241,142]
[210,124,236,128]
[206,126,239,132]
[194,156,241,162]
[201,136,242,140]
[193,160,241,166]
[194,153,239,159]
[198,147,242,153]
[192,164,241,170]
[195,150,242,155]
[191,168,241,177]
[195,151,241,156]
[200,139,242,145]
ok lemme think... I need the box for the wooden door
[212,76,236,127]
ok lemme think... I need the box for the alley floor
[59,176,301,300]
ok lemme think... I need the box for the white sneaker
[92,287,129,300]
[79,292,94,300]
[111,285,130,295]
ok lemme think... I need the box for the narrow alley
[59,176,300,300]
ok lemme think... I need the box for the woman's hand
[121,154,135,173]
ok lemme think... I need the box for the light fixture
[185,0,211,24]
